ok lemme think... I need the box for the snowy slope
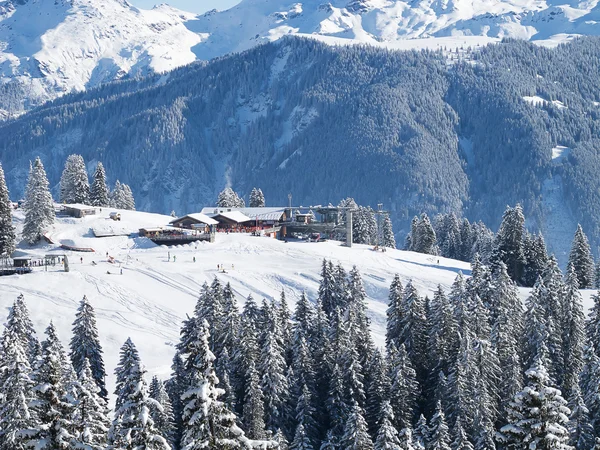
[0,209,596,402]
[186,0,600,60]
[0,0,200,116]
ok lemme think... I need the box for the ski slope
[0,208,595,403]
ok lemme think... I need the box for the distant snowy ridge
[187,0,600,60]
[0,0,200,116]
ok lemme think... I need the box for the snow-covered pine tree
[274,429,289,450]
[374,400,401,450]
[366,349,390,437]
[149,376,176,448]
[427,285,456,381]
[446,333,475,436]
[22,157,55,244]
[406,216,419,251]
[562,266,585,397]
[217,187,245,208]
[580,343,600,437]
[70,295,107,400]
[428,401,452,450]
[496,346,572,450]
[89,162,110,207]
[383,215,396,249]
[108,357,170,450]
[290,423,313,450]
[452,421,474,450]
[166,353,186,446]
[490,263,522,417]
[587,291,600,358]
[492,204,526,284]
[59,154,90,205]
[568,224,595,289]
[28,322,76,450]
[110,180,125,208]
[388,343,419,431]
[399,427,416,450]
[243,360,266,440]
[249,188,266,207]
[414,415,429,450]
[0,163,15,256]
[523,232,549,287]
[259,307,288,434]
[416,213,437,255]
[180,320,261,449]
[2,294,39,367]
[113,337,141,412]
[567,385,595,450]
[71,358,110,450]
[340,401,374,450]
[0,323,36,450]
[121,183,135,210]
[398,280,427,382]
[386,274,404,352]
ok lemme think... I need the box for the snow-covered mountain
[187,0,600,60]
[0,0,200,117]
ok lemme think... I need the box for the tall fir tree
[242,360,266,440]
[71,358,110,450]
[429,402,452,450]
[374,401,402,450]
[568,224,595,289]
[497,347,573,450]
[386,274,404,352]
[0,163,15,256]
[382,215,396,249]
[59,154,90,204]
[249,187,266,207]
[567,385,595,450]
[0,322,36,450]
[89,162,110,207]
[492,204,526,284]
[69,295,107,399]
[22,157,55,244]
[340,402,374,450]
[28,322,76,450]
[149,376,176,448]
[562,266,586,397]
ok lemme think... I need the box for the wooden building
[63,204,97,218]
[169,213,219,233]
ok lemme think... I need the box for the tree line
[1,254,600,449]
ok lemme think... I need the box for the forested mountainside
[1,37,600,246]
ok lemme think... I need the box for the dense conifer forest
[1,37,600,248]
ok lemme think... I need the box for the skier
[168,251,170,262]
[173,255,176,262]
[120,268,123,275]
[193,256,196,263]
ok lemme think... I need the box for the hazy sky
[130,0,241,13]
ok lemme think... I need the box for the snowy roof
[169,213,218,226]
[200,207,286,222]
[212,211,253,224]
[63,203,97,211]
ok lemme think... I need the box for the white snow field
[1,208,595,401]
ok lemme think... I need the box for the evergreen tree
[386,274,404,352]
[497,349,572,450]
[113,338,141,412]
[149,376,176,448]
[340,402,374,450]
[493,204,526,284]
[0,324,36,450]
[399,427,417,450]
[180,320,253,449]
[523,232,549,288]
[587,291,600,357]
[568,224,595,289]
[249,188,266,207]
[414,415,429,450]
[110,180,125,208]
[429,402,452,450]
[562,266,586,397]
[290,423,313,450]
[122,183,136,210]
[580,344,600,437]
[452,422,474,450]
[375,401,402,450]
[59,154,90,205]
[23,157,55,244]
[217,187,245,208]
[366,350,390,437]
[69,295,107,399]
[90,162,110,207]
[398,281,427,381]
[388,344,419,430]
[568,386,595,450]
[0,163,15,256]
[71,358,110,450]
[28,322,76,450]
[108,356,170,450]
[383,215,396,249]
[243,360,266,440]
[1,294,39,367]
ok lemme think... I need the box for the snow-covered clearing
[1,208,595,403]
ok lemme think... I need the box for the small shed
[64,204,97,218]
